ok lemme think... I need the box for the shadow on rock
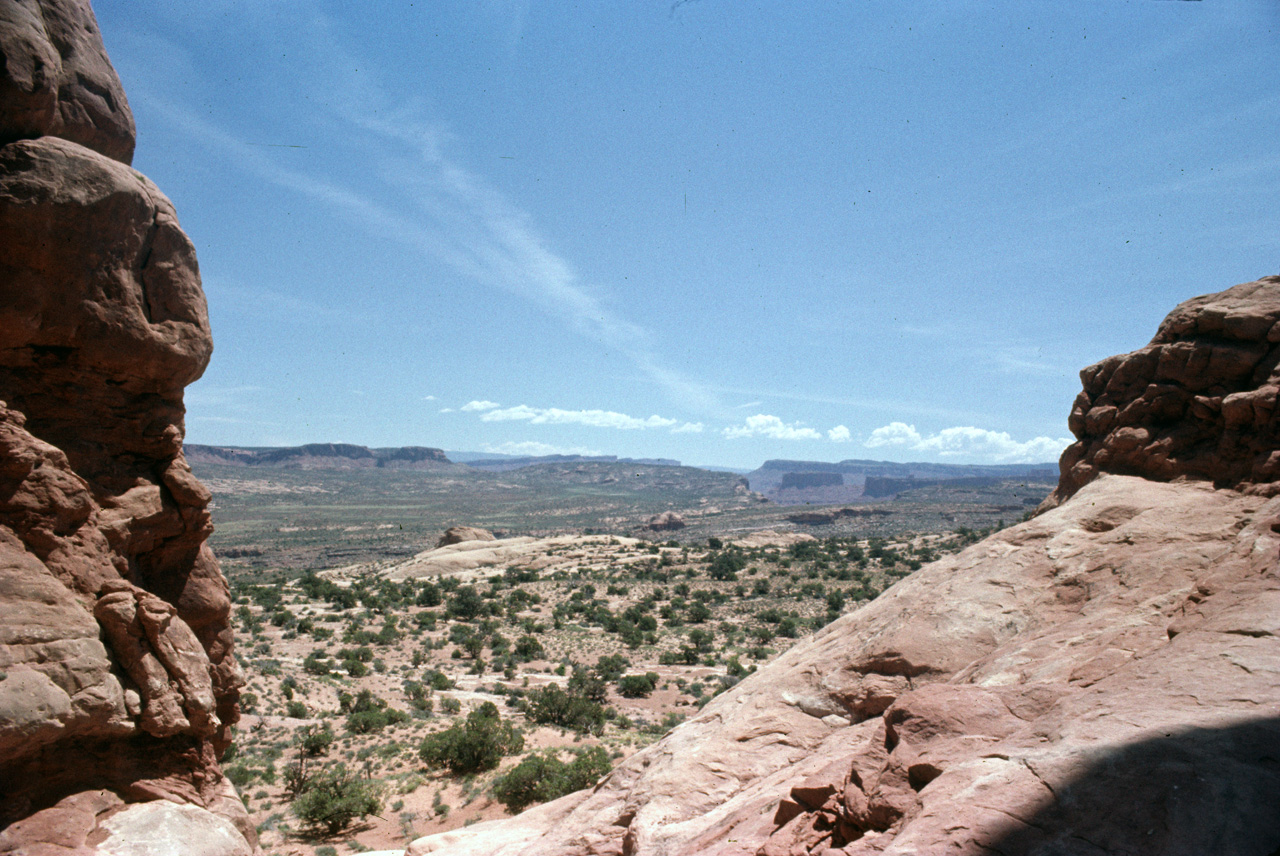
[983,716,1280,856]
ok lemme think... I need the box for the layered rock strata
[0,1,249,852]
[407,277,1280,856]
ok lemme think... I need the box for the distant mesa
[435,526,497,548]
[861,473,1011,498]
[458,452,682,473]
[749,459,1057,505]
[185,442,453,470]
[779,471,843,490]
[643,510,686,532]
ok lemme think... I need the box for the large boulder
[0,1,249,852]
[437,526,498,548]
[0,0,135,163]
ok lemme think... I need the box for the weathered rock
[0,0,135,163]
[0,2,248,852]
[436,526,498,548]
[94,800,253,856]
[1048,274,1280,505]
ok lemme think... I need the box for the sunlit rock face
[407,278,1280,856]
[0,1,252,852]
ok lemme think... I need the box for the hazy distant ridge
[185,443,454,470]
[748,457,1057,500]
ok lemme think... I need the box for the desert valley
[1,3,1278,856]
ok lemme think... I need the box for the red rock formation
[0,1,250,852]
[1050,275,1280,505]
[407,277,1280,856]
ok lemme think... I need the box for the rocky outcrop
[406,278,1280,856]
[0,2,249,853]
[185,443,455,470]
[1051,275,1280,505]
[436,526,497,548]
[642,511,686,532]
[785,507,890,526]
[0,0,135,163]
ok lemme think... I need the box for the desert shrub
[376,616,402,644]
[342,689,408,733]
[418,702,523,775]
[522,686,607,735]
[297,724,335,757]
[424,669,454,691]
[492,746,612,813]
[302,654,330,676]
[446,586,486,621]
[658,647,700,666]
[513,635,545,661]
[616,672,660,698]
[593,654,630,682]
[567,666,609,703]
[707,551,746,581]
[286,701,308,718]
[415,582,442,607]
[291,763,382,835]
[224,763,255,787]
[688,628,715,651]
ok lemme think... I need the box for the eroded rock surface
[407,278,1280,856]
[0,0,135,163]
[0,2,249,852]
[1050,275,1280,504]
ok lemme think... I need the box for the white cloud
[422,395,436,401]
[864,422,924,447]
[484,440,603,457]
[828,425,852,442]
[479,405,678,430]
[461,400,501,412]
[438,407,455,413]
[672,422,705,434]
[864,421,1071,462]
[723,414,823,441]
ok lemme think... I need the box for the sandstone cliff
[407,278,1280,856]
[0,2,250,853]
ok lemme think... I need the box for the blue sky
[97,1,1280,469]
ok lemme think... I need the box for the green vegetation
[492,746,613,813]
[419,702,524,775]
[291,763,383,835]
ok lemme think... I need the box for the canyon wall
[0,2,251,853]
